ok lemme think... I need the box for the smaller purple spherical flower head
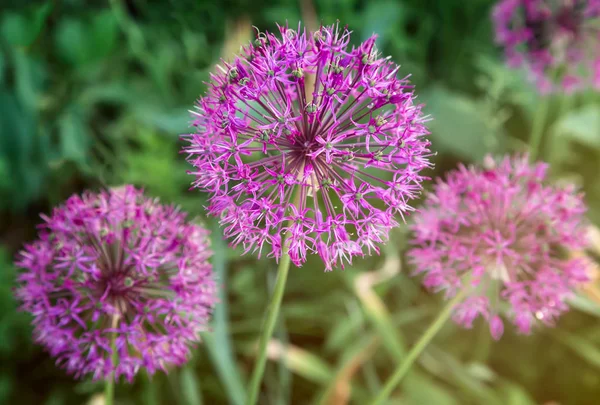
[492,0,600,93]
[182,23,431,270]
[15,186,216,382]
[408,155,590,339]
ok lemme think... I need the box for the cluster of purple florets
[409,155,589,338]
[493,0,600,93]
[15,186,216,381]
[182,23,431,270]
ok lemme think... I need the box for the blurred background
[1,0,600,404]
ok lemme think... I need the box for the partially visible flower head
[15,186,216,381]
[182,22,431,270]
[408,155,589,339]
[493,0,600,93]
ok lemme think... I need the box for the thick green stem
[104,373,115,405]
[370,288,470,405]
[245,239,293,405]
[529,95,551,162]
[105,316,119,405]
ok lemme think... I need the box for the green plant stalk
[529,95,551,162]
[105,316,119,405]
[105,375,115,405]
[370,288,470,405]
[245,239,293,405]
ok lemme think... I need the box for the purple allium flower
[492,0,600,93]
[408,155,590,339]
[15,186,216,381]
[182,23,431,270]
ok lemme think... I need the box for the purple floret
[15,186,217,382]
[182,22,432,270]
[408,155,590,339]
[492,0,600,93]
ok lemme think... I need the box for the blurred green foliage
[1,0,600,404]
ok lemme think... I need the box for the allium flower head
[493,0,600,93]
[409,155,589,339]
[15,186,216,381]
[182,23,431,270]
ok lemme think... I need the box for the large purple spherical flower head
[493,0,600,93]
[15,186,216,382]
[408,155,589,340]
[182,23,431,271]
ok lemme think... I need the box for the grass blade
[202,226,246,405]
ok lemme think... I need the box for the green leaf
[1,3,52,48]
[552,105,600,148]
[0,89,45,211]
[120,129,190,201]
[422,85,505,161]
[324,307,364,352]
[404,374,459,405]
[263,340,333,385]
[55,19,88,65]
[0,52,4,83]
[568,293,600,318]
[57,109,90,169]
[90,11,118,59]
[79,83,134,105]
[202,225,246,405]
[181,366,203,405]
[551,328,600,369]
[13,50,46,110]
[424,346,504,405]
[54,12,116,68]
[134,106,191,133]
[347,256,406,362]
[1,13,31,47]
[499,381,537,405]
[0,158,8,192]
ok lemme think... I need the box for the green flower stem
[105,315,119,405]
[370,287,470,405]
[104,369,115,405]
[246,187,301,405]
[246,243,292,405]
[529,95,551,162]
